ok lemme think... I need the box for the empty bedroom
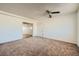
[0,3,79,56]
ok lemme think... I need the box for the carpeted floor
[0,36,79,56]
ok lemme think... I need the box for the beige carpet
[0,36,79,56]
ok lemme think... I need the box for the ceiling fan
[46,10,60,18]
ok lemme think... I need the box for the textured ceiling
[0,3,78,20]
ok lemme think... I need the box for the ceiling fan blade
[49,14,52,18]
[51,11,60,14]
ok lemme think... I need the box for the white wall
[0,11,37,43]
[0,14,22,43]
[37,13,77,44]
[77,9,79,46]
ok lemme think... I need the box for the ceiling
[0,3,78,20]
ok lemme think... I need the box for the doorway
[22,22,33,38]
